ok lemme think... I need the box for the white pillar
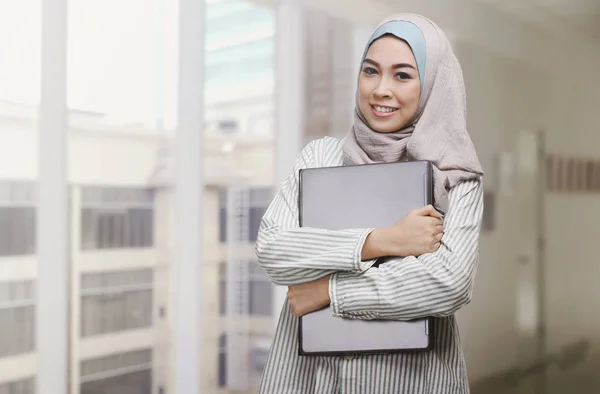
[174,0,205,393]
[37,0,68,393]
[272,0,306,325]
[69,187,82,394]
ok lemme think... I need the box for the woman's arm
[255,140,379,286]
[328,178,484,320]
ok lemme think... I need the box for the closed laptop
[298,160,434,356]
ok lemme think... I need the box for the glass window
[80,349,152,394]
[206,37,273,66]
[0,182,36,256]
[80,187,154,250]
[207,0,253,21]
[218,187,272,243]
[205,2,274,90]
[205,57,273,88]
[0,280,36,357]
[0,378,35,394]
[80,269,153,337]
[217,335,269,389]
[219,261,272,317]
[218,334,227,388]
[206,7,273,44]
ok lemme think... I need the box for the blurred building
[0,110,273,394]
[0,1,278,394]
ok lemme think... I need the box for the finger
[429,216,443,226]
[414,204,442,219]
[411,204,434,216]
[435,232,443,242]
[427,206,443,219]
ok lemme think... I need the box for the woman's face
[358,35,421,133]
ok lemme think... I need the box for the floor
[471,353,600,394]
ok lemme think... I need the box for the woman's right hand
[362,205,444,260]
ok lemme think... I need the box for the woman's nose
[373,79,392,98]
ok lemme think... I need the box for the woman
[255,13,484,394]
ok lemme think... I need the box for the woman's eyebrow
[363,58,416,70]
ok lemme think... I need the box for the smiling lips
[371,104,399,118]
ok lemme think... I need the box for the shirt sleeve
[329,178,484,320]
[255,140,377,286]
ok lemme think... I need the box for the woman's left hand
[287,275,331,317]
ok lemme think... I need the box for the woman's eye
[396,72,412,80]
[362,67,377,75]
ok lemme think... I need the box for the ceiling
[475,0,600,42]
[365,0,600,43]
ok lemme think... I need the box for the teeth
[374,105,397,113]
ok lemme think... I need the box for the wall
[452,32,600,385]
[543,51,600,358]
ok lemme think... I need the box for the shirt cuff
[329,272,342,316]
[353,228,378,272]
[329,270,380,320]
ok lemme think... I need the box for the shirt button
[344,355,355,360]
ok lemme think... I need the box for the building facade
[0,1,284,393]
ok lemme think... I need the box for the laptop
[297,160,434,356]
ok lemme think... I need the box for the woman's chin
[367,117,404,133]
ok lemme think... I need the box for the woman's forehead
[365,36,417,67]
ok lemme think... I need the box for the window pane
[219,261,272,317]
[80,197,154,250]
[0,305,35,358]
[250,281,272,316]
[81,270,153,338]
[0,280,36,358]
[81,367,151,394]
[0,206,36,256]
[218,187,272,243]
[0,378,35,394]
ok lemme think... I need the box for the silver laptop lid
[298,160,434,355]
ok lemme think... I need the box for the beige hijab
[342,14,483,214]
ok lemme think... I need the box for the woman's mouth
[371,105,399,118]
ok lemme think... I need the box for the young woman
[255,13,484,394]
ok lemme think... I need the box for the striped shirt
[255,136,483,394]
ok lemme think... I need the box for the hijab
[342,13,483,214]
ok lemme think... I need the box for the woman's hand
[362,205,443,259]
[287,275,331,317]
[388,205,443,256]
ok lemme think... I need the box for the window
[217,334,270,388]
[0,181,36,256]
[206,56,273,88]
[207,0,253,21]
[205,37,273,87]
[206,4,273,44]
[206,37,272,66]
[80,269,153,337]
[205,1,274,90]
[80,187,154,250]
[219,260,272,316]
[0,280,35,357]
[218,334,227,388]
[80,349,152,394]
[0,377,34,394]
[218,187,272,243]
